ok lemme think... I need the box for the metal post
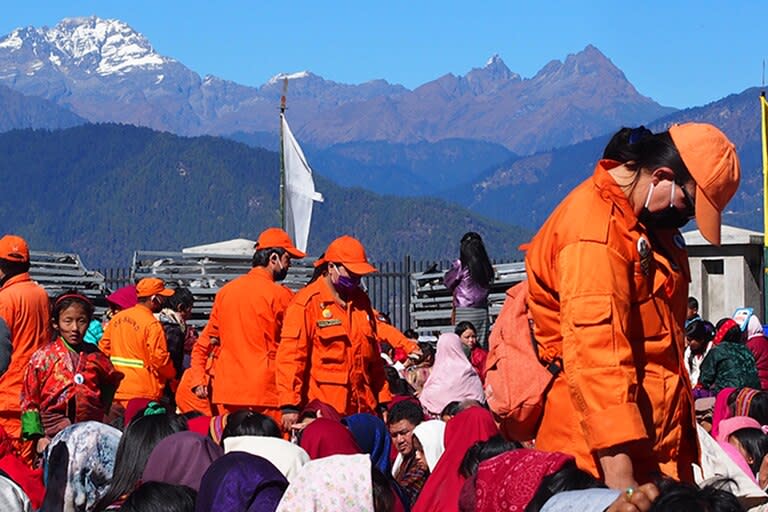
[279,78,288,229]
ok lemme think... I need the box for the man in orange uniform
[525,123,740,488]
[188,228,305,424]
[99,278,176,408]
[277,235,392,430]
[0,235,50,462]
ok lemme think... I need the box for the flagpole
[761,88,768,320]
[279,78,288,230]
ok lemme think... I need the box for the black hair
[387,400,423,427]
[384,366,415,397]
[455,321,477,337]
[417,342,435,362]
[459,232,494,288]
[747,392,768,425]
[93,412,188,511]
[251,247,286,268]
[440,401,461,419]
[404,329,419,340]
[220,410,282,443]
[459,435,521,478]
[379,342,394,355]
[0,258,30,281]
[648,478,743,512]
[686,319,711,342]
[52,290,95,323]
[602,127,692,186]
[371,466,395,512]
[165,287,194,312]
[729,427,768,474]
[524,460,605,512]
[121,482,196,512]
[715,318,744,344]
[688,296,700,311]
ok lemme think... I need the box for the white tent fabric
[281,114,323,253]
[182,238,256,256]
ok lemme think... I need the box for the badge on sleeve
[637,237,651,275]
[74,373,84,385]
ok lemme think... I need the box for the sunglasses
[678,182,696,217]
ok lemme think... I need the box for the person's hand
[597,447,637,490]
[605,483,659,512]
[282,412,299,431]
[192,385,208,399]
[36,436,51,455]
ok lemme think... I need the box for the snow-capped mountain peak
[0,16,171,76]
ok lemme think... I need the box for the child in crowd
[20,292,123,457]
[728,426,768,488]
[684,319,714,392]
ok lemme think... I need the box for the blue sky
[0,1,762,109]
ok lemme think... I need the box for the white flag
[281,113,323,253]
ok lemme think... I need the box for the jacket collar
[0,272,31,291]
[592,159,640,230]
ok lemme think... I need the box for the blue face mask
[334,274,361,295]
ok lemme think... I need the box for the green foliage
[1,124,530,267]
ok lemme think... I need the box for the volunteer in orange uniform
[277,236,392,429]
[99,278,176,406]
[526,123,740,488]
[0,235,50,459]
[188,228,305,422]
[375,312,420,356]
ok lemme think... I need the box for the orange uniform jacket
[0,273,50,436]
[99,303,175,402]
[376,319,418,354]
[276,278,392,415]
[191,267,293,407]
[526,161,698,483]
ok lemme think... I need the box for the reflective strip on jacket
[525,160,698,483]
[276,278,392,415]
[99,303,175,402]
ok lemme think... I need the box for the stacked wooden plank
[29,251,109,315]
[131,251,316,328]
[409,261,526,336]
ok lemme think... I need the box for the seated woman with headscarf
[418,333,485,419]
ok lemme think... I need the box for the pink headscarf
[419,333,484,415]
[747,315,765,340]
[715,416,762,483]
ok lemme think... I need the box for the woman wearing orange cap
[276,236,391,431]
[525,123,740,489]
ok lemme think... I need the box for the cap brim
[158,288,175,297]
[313,257,327,268]
[285,247,306,259]
[345,262,377,275]
[695,185,722,246]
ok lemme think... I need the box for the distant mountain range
[0,124,529,267]
[452,87,763,232]
[0,17,673,156]
[0,83,85,131]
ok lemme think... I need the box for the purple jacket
[443,260,489,308]
[747,334,768,390]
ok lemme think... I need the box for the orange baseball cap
[0,235,30,263]
[669,123,740,246]
[317,235,377,275]
[136,277,175,298]
[255,228,306,259]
